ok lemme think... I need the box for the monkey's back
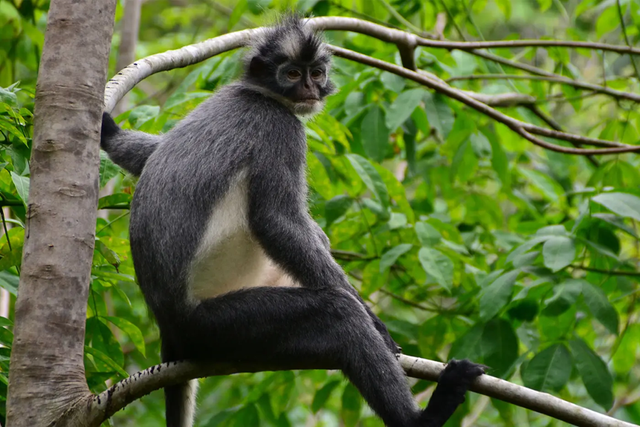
[128,83,306,331]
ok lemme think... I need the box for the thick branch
[104,17,639,156]
[76,355,635,427]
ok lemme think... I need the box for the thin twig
[448,72,640,103]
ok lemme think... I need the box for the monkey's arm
[248,162,401,354]
[247,164,349,290]
[100,112,162,176]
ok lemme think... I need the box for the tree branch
[329,45,638,154]
[75,355,635,427]
[104,17,640,156]
[307,17,640,104]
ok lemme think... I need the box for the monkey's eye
[287,69,302,80]
[310,69,324,80]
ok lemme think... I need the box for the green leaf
[507,299,539,322]
[596,6,618,38]
[451,139,477,183]
[380,72,406,92]
[542,280,582,316]
[361,106,389,162]
[232,403,259,426]
[10,172,29,205]
[128,105,160,129]
[341,383,362,427]
[592,192,640,222]
[449,323,484,361]
[481,319,519,378]
[308,152,335,200]
[479,270,519,321]
[494,0,511,18]
[345,154,390,218]
[373,164,415,222]
[380,244,412,272]
[581,281,619,334]
[325,195,352,225]
[99,152,121,188]
[415,222,441,246]
[0,227,25,270]
[613,325,639,373]
[522,344,572,392]
[418,247,453,292]
[519,169,565,203]
[105,316,146,357]
[344,91,364,116]
[592,213,637,237]
[489,136,510,187]
[570,339,614,410]
[423,92,454,138]
[95,240,121,269]
[0,88,18,106]
[542,236,575,272]
[0,326,13,347]
[312,380,341,413]
[361,259,388,296]
[536,0,552,11]
[0,271,19,295]
[386,89,426,130]
[98,193,132,210]
[84,346,128,377]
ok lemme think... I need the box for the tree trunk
[6,1,116,426]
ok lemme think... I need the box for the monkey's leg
[179,286,478,427]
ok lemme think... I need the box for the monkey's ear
[249,57,267,78]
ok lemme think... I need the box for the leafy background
[1,0,640,425]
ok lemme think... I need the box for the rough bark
[6,1,117,426]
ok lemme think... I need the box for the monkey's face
[245,21,337,116]
[274,62,335,115]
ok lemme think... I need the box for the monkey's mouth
[297,98,320,104]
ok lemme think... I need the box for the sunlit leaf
[592,192,640,222]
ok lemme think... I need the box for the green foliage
[1,0,640,425]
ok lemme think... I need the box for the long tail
[165,379,199,427]
[101,111,162,176]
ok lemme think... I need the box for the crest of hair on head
[244,14,331,70]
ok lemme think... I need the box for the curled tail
[101,111,162,176]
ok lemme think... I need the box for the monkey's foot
[438,359,486,398]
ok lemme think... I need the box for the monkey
[100,16,484,427]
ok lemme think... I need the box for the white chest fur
[188,171,298,301]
